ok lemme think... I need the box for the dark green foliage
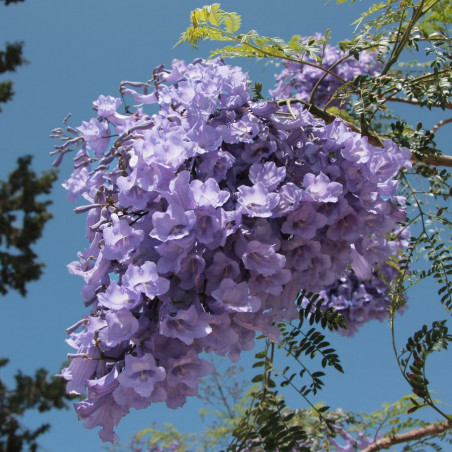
[0,80,14,108]
[0,42,26,75]
[1,0,26,4]
[424,234,452,312]
[0,359,72,452]
[0,4,69,452]
[335,2,451,144]
[1,0,28,112]
[292,294,344,373]
[251,82,263,100]
[229,297,346,451]
[0,156,57,296]
[390,120,439,164]
[401,321,452,406]
[0,42,27,112]
[297,292,346,332]
[278,295,344,412]
[230,342,310,452]
[396,167,452,313]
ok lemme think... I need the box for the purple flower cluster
[54,58,410,442]
[270,34,381,108]
[320,261,407,337]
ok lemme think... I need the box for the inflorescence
[52,54,410,442]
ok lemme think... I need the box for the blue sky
[0,1,450,451]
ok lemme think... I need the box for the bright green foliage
[176,3,334,75]
[420,0,452,35]
[118,372,451,451]
[351,0,408,30]
[135,424,195,452]
[363,394,431,436]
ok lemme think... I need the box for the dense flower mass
[53,57,410,442]
[320,261,407,337]
[270,33,382,108]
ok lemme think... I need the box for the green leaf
[223,11,241,34]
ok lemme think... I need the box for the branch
[412,153,452,168]
[362,421,452,452]
[431,117,452,135]
[277,98,452,168]
[386,97,452,110]
[380,0,428,76]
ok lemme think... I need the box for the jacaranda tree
[52,1,451,450]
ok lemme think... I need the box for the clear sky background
[0,1,450,451]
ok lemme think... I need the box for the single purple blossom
[211,279,261,313]
[122,261,170,299]
[102,214,145,262]
[98,309,139,348]
[242,240,286,276]
[303,172,343,203]
[282,203,327,239]
[93,95,122,119]
[77,118,110,157]
[97,281,141,310]
[248,162,286,191]
[159,305,212,345]
[190,178,230,208]
[237,182,280,218]
[150,204,196,242]
[117,354,166,398]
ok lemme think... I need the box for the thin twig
[431,117,452,135]
[381,0,428,76]
[386,97,452,110]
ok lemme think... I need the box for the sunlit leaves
[177,3,326,65]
